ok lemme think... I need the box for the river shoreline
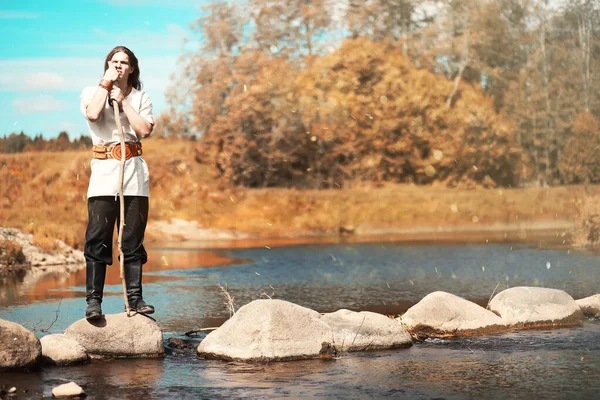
[1,218,577,278]
[147,218,575,250]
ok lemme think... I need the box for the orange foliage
[195,38,520,188]
[560,112,600,184]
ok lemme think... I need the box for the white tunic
[80,86,154,198]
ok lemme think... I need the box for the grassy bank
[0,137,595,253]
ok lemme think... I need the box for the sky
[0,0,206,139]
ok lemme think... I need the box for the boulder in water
[576,294,600,318]
[64,313,164,358]
[40,334,89,366]
[489,286,584,327]
[401,291,506,337]
[198,299,334,361]
[0,318,41,370]
[321,309,412,351]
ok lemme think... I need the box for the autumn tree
[164,0,600,187]
[294,38,520,188]
[560,112,600,184]
[158,1,246,138]
[195,52,311,187]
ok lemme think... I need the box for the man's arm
[85,66,119,121]
[122,99,153,138]
[85,87,110,122]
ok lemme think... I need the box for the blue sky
[0,0,206,138]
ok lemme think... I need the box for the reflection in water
[1,240,600,399]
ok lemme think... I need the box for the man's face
[109,51,133,82]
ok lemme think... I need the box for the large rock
[576,294,600,318]
[489,286,584,327]
[400,291,506,338]
[40,334,89,366]
[198,299,334,361]
[0,318,41,370]
[321,309,412,351]
[64,313,164,358]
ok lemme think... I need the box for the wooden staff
[113,104,131,316]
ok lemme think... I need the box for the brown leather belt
[93,142,142,160]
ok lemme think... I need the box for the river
[1,237,599,399]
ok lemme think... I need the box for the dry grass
[572,192,600,248]
[218,283,236,317]
[0,137,596,251]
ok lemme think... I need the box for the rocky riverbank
[0,227,84,276]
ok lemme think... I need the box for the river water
[1,236,599,399]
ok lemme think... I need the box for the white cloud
[0,54,180,93]
[23,72,66,90]
[0,11,39,19]
[13,95,67,114]
[0,58,100,92]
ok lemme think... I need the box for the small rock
[167,338,195,350]
[319,342,338,359]
[51,382,85,398]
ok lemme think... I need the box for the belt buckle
[110,144,122,160]
[111,143,135,160]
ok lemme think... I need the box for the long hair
[104,46,142,90]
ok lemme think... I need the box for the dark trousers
[84,196,148,266]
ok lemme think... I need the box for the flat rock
[575,294,600,318]
[51,382,85,398]
[0,318,41,370]
[64,313,164,358]
[489,286,584,327]
[321,309,412,351]
[198,299,334,361]
[401,291,506,337]
[40,334,89,366]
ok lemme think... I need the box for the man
[80,45,155,320]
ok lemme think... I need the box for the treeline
[157,0,600,189]
[0,132,92,154]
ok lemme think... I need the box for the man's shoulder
[131,87,149,97]
[131,87,152,104]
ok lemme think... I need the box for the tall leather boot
[85,262,106,320]
[125,259,155,314]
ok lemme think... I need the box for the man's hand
[110,86,124,105]
[102,66,119,83]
